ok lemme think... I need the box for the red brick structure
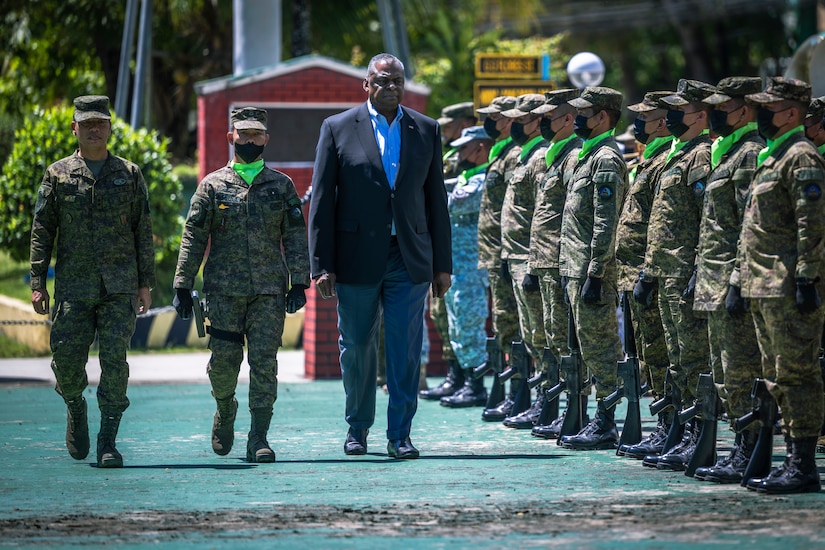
[194,55,446,379]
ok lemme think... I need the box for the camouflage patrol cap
[501,94,547,118]
[660,79,716,107]
[746,77,812,105]
[437,102,476,125]
[477,96,517,114]
[628,91,673,113]
[808,96,825,119]
[532,88,580,115]
[704,77,763,105]
[231,107,267,130]
[568,86,623,112]
[73,95,111,122]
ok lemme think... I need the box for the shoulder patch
[597,185,613,201]
[805,184,822,201]
[692,180,706,197]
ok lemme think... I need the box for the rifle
[649,369,684,454]
[603,291,643,450]
[734,379,777,486]
[557,301,587,442]
[473,337,506,409]
[192,290,207,338]
[497,340,532,417]
[679,373,719,477]
[534,347,561,427]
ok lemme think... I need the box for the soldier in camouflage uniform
[174,107,310,463]
[475,96,523,421]
[616,91,675,459]
[735,78,825,494]
[634,79,716,470]
[439,126,494,408]
[805,97,825,154]
[29,95,155,468]
[499,94,551,428]
[557,87,627,451]
[688,77,765,483]
[420,101,477,400]
[527,89,583,439]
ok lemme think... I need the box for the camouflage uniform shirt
[501,138,548,261]
[30,151,156,298]
[477,140,520,270]
[694,129,763,310]
[174,165,310,294]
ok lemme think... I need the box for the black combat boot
[657,420,699,471]
[560,400,619,450]
[419,359,464,400]
[503,388,545,428]
[745,435,789,491]
[482,378,518,422]
[642,412,684,468]
[97,413,123,468]
[440,369,488,408]
[65,397,90,460]
[532,410,564,439]
[619,413,668,459]
[756,437,821,494]
[247,408,276,463]
[211,395,238,456]
[695,429,756,483]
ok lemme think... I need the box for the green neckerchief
[233,159,265,185]
[757,126,804,167]
[545,134,577,167]
[443,147,458,163]
[643,135,674,160]
[577,128,615,160]
[711,122,758,169]
[519,135,545,162]
[488,137,513,163]
[456,163,489,187]
[818,142,825,156]
[666,129,709,163]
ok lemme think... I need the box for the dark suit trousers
[336,239,429,441]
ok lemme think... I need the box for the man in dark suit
[308,53,452,459]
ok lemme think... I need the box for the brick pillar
[303,287,341,379]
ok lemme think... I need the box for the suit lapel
[356,104,390,188]
[396,108,419,189]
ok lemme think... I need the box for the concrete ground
[1,351,825,548]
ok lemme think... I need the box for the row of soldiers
[421,76,825,495]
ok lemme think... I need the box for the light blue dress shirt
[367,100,402,189]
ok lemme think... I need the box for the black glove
[173,288,193,319]
[633,278,656,308]
[796,278,822,314]
[682,268,697,299]
[581,276,602,304]
[725,285,746,316]
[521,273,539,293]
[286,284,308,314]
[501,260,512,284]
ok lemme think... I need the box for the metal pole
[115,0,139,118]
[131,0,152,128]
[390,0,413,79]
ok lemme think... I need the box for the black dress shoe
[344,428,368,455]
[387,437,419,459]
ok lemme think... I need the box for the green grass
[0,332,39,358]
[0,250,52,304]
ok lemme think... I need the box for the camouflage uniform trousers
[488,269,520,357]
[207,294,284,411]
[429,296,456,361]
[566,277,621,399]
[535,267,567,366]
[507,259,547,367]
[707,308,761,426]
[657,277,709,403]
[50,294,136,415]
[444,271,490,370]
[750,297,825,438]
[627,289,669,400]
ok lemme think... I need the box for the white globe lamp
[567,52,605,88]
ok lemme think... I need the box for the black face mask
[633,118,650,144]
[539,117,557,141]
[665,110,690,138]
[456,159,476,172]
[234,141,265,163]
[757,107,781,140]
[483,117,501,140]
[510,122,529,145]
[573,114,593,140]
[709,109,735,138]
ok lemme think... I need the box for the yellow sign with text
[475,54,543,79]
[474,80,557,112]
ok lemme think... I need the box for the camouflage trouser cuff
[207,326,246,345]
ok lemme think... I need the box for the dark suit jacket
[308,102,452,285]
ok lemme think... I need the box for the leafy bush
[0,103,183,306]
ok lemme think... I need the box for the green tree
[0,103,183,305]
